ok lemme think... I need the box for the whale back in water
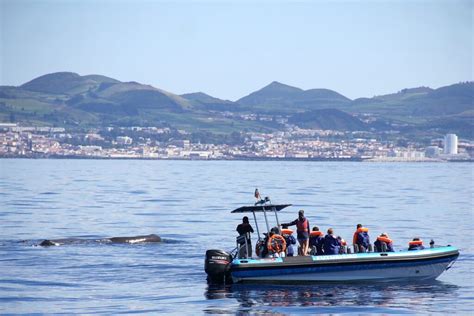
[39,238,82,246]
[39,234,162,246]
[109,234,162,244]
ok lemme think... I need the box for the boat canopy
[231,204,292,213]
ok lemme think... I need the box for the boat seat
[354,244,372,253]
[353,244,360,253]
[375,242,388,253]
[236,235,250,259]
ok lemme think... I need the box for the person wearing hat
[282,210,310,256]
[236,216,254,258]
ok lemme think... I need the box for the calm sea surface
[0,159,473,314]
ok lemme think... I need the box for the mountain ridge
[1,72,472,138]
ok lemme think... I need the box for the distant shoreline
[1,156,472,163]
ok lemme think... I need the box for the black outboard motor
[205,249,232,284]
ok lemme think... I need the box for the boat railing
[235,235,251,259]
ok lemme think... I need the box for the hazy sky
[1,0,472,100]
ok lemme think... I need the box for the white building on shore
[444,134,458,155]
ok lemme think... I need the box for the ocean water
[0,159,472,314]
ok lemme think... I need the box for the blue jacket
[356,232,370,249]
[309,235,325,255]
[323,234,341,255]
[284,234,297,256]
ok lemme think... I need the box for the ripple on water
[0,160,471,314]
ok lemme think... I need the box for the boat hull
[231,246,459,283]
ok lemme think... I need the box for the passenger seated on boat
[267,229,287,258]
[353,224,370,253]
[281,226,297,257]
[309,227,324,255]
[323,228,341,255]
[236,216,254,258]
[282,209,310,256]
[337,236,348,254]
[259,228,278,258]
[408,238,425,251]
[374,233,394,252]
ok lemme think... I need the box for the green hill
[180,92,237,111]
[288,109,367,131]
[0,72,276,133]
[21,72,120,95]
[237,81,351,113]
[347,82,474,137]
[350,82,473,119]
[1,72,472,139]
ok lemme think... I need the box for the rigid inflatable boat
[205,202,459,284]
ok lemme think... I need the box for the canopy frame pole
[262,206,271,233]
[272,206,281,230]
[252,211,261,241]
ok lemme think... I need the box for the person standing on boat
[282,210,310,256]
[323,228,342,254]
[236,216,254,258]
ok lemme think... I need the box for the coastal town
[0,123,471,161]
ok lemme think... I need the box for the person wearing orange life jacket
[266,227,287,258]
[281,226,297,257]
[309,226,324,255]
[374,233,394,252]
[353,224,370,253]
[282,210,310,256]
[408,237,425,251]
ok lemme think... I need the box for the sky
[0,0,472,101]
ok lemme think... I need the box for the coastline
[1,155,472,162]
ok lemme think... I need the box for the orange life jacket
[353,227,369,244]
[296,218,309,233]
[281,228,293,235]
[310,231,323,237]
[409,240,423,246]
[377,236,393,244]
